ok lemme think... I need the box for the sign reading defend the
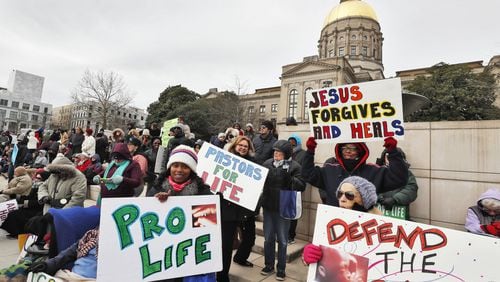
[306,78,404,143]
[98,196,222,281]
[307,204,499,282]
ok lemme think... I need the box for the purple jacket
[465,188,500,235]
[100,143,141,198]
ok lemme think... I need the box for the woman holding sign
[147,145,215,282]
[218,136,257,282]
[302,176,382,268]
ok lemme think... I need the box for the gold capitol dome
[323,0,378,27]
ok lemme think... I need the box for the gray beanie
[337,176,377,210]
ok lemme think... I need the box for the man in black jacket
[252,120,276,165]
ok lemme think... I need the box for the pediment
[282,61,341,77]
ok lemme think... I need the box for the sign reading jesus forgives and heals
[197,143,268,211]
[97,196,222,282]
[306,78,405,143]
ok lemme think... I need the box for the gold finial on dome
[323,0,378,28]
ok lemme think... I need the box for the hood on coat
[110,143,132,160]
[38,150,47,157]
[112,128,125,142]
[52,154,74,165]
[477,188,500,204]
[91,153,101,163]
[46,163,77,179]
[334,142,369,172]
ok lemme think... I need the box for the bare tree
[71,70,133,130]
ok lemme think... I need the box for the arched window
[304,87,312,120]
[288,89,298,119]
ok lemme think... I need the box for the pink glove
[383,136,397,152]
[303,243,322,264]
[306,137,317,153]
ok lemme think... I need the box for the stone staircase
[252,220,307,263]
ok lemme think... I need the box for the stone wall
[277,120,500,240]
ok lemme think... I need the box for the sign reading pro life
[306,78,404,143]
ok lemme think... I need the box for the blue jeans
[263,209,290,272]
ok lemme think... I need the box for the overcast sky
[1,0,498,110]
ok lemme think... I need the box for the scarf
[103,160,130,190]
[273,159,284,168]
[77,228,99,258]
[168,176,192,192]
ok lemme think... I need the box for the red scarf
[168,176,192,192]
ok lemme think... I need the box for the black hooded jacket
[302,142,408,207]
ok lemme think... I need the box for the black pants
[288,219,297,240]
[217,220,238,282]
[233,215,256,263]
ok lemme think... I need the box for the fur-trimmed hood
[46,163,78,179]
[112,128,125,142]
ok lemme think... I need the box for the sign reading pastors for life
[307,204,500,282]
[97,196,222,282]
[306,78,404,143]
[197,142,269,211]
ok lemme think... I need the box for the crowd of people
[0,115,498,282]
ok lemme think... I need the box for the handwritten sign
[197,143,268,211]
[306,78,404,143]
[161,118,178,147]
[307,204,499,281]
[98,196,222,281]
[0,199,18,225]
[27,272,63,282]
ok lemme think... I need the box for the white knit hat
[167,145,198,172]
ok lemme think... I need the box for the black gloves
[27,261,48,273]
[38,196,51,205]
[378,195,395,209]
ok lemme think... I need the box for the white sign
[98,196,222,282]
[0,199,18,226]
[306,78,404,143]
[27,272,64,282]
[197,143,268,211]
[307,204,499,282]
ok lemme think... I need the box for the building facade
[0,70,52,133]
[51,102,147,132]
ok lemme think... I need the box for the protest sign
[307,204,499,281]
[161,118,178,147]
[27,272,64,282]
[197,142,268,211]
[0,199,18,225]
[306,78,404,143]
[98,196,222,282]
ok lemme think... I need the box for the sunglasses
[336,190,356,201]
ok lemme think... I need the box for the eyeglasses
[341,146,358,152]
[112,155,122,160]
[228,135,235,139]
[336,190,356,201]
[260,126,267,130]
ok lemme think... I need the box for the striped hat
[167,145,198,172]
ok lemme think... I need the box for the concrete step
[252,221,307,263]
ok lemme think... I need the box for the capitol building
[233,0,499,131]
